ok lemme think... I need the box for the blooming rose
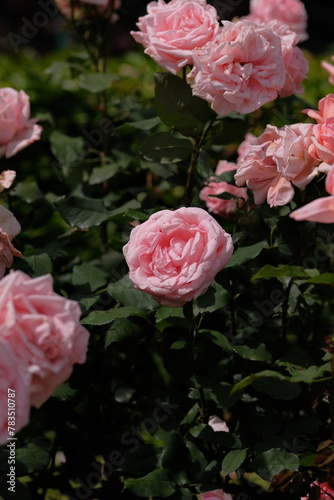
[201,489,233,500]
[0,88,42,159]
[0,339,31,445]
[290,166,334,223]
[303,94,334,124]
[0,271,90,408]
[268,21,308,98]
[123,207,233,307]
[235,123,320,207]
[309,118,334,166]
[200,160,248,218]
[0,205,22,279]
[247,0,308,43]
[0,170,15,192]
[187,20,286,116]
[321,57,334,86]
[130,0,220,74]
[208,415,230,433]
[303,482,334,500]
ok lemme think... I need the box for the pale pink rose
[0,271,90,408]
[201,489,233,500]
[187,20,286,116]
[248,0,308,43]
[0,205,22,278]
[267,21,308,98]
[0,170,15,191]
[200,160,248,218]
[208,415,230,433]
[303,94,334,124]
[321,57,334,86]
[237,133,256,163]
[309,118,334,165]
[0,88,42,159]
[290,167,334,223]
[130,0,220,74]
[123,207,234,307]
[235,123,320,207]
[0,339,31,445]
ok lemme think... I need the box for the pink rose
[0,271,90,408]
[0,205,22,278]
[290,166,334,223]
[130,0,220,74]
[0,88,42,159]
[201,489,233,500]
[0,170,15,192]
[200,160,248,218]
[303,94,334,124]
[248,0,308,43]
[235,123,320,207]
[268,21,308,98]
[309,118,334,165]
[303,482,334,500]
[187,20,286,116]
[208,415,230,433]
[321,57,334,86]
[0,339,31,445]
[123,207,233,307]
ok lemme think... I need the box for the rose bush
[123,207,233,307]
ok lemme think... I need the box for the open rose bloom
[0,88,42,159]
[201,489,233,500]
[235,123,320,207]
[0,271,90,443]
[130,0,220,74]
[187,20,287,116]
[247,0,308,42]
[123,207,233,307]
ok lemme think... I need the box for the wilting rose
[0,88,42,159]
[290,166,334,223]
[200,160,248,218]
[131,0,220,74]
[235,123,320,207]
[0,170,15,192]
[0,205,22,278]
[201,489,233,500]
[303,94,334,124]
[0,339,31,445]
[187,20,286,116]
[0,271,90,408]
[123,207,233,307]
[247,0,308,42]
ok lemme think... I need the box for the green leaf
[154,73,214,137]
[252,449,299,481]
[285,363,331,383]
[89,163,121,185]
[140,132,193,164]
[231,370,286,394]
[105,318,146,346]
[195,281,230,314]
[16,441,50,476]
[124,469,177,498]
[253,377,301,400]
[206,116,250,146]
[72,262,108,291]
[108,274,158,311]
[226,242,269,268]
[171,340,188,350]
[222,449,247,475]
[14,253,53,278]
[252,265,309,281]
[160,430,191,474]
[81,306,145,325]
[303,273,334,284]
[201,330,233,352]
[55,195,110,228]
[234,344,272,362]
[50,131,85,168]
[211,382,242,408]
[79,72,117,93]
[190,424,241,448]
[52,382,77,401]
[156,307,185,320]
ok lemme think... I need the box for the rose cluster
[231,93,334,222]
[131,0,308,115]
[0,271,90,444]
